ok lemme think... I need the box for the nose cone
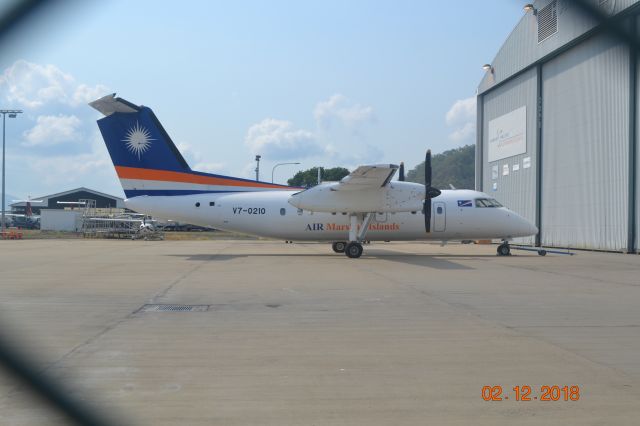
[511,212,538,237]
[527,220,539,236]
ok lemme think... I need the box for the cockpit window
[475,198,503,208]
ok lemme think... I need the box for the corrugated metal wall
[475,97,484,191]
[482,68,539,245]
[541,35,630,250]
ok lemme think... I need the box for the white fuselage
[124,188,537,241]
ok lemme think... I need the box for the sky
[0,0,528,200]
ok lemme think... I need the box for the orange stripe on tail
[115,166,290,189]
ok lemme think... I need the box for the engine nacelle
[288,181,425,213]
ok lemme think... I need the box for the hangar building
[476,0,640,252]
[10,187,125,232]
[10,187,124,215]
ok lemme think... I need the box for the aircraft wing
[335,164,399,191]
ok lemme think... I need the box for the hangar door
[481,68,538,245]
[541,35,629,251]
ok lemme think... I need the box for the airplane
[90,94,538,258]
[5,197,43,228]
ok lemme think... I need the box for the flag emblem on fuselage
[457,200,473,207]
[123,121,155,159]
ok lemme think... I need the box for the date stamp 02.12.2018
[482,385,580,402]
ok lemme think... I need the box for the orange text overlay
[482,385,580,402]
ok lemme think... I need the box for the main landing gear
[345,242,364,258]
[331,241,364,258]
[332,241,346,253]
[331,213,374,259]
[497,241,511,256]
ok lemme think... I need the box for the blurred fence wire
[0,0,637,425]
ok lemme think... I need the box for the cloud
[72,83,110,106]
[0,60,108,108]
[26,151,112,186]
[446,96,476,144]
[175,142,226,174]
[0,60,117,196]
[448,122,475,143]
[13,132,116,190]
[445,97,476,126]
[245,118,323,160]
[243,94,379,167]
[22,114,82,146]
[314,94,375,130]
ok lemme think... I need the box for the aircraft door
[375,212,387,223]
[433,202,446,232]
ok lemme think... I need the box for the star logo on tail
[123,121,155,159]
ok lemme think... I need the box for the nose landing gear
[497,241,511,256]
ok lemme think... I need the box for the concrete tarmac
[0,239,639,425]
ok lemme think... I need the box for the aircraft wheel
[332,241,347,253]
[345,242,363,259]
[497,243,511,256]
[538,249,547,256]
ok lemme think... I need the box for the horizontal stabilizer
[89,94,140,116]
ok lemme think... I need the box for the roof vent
[538,0,558,43]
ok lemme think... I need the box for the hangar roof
[10,187,124,208]
[478,0,640,95]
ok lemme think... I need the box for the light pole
[1,109,22,235]
[272,162,301,183]
[255,155,261,181]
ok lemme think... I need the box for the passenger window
[209,201,215,207]
[280,208,286,216]
[437,206,443,214]
[195,202,201,207]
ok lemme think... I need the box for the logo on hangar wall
[123,121,155,159]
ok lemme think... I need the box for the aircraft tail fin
[91,94,292,197]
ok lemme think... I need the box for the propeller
[398,162,405,181]
[423,149,441,232]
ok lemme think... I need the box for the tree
[287,167,350,187]
[406,145,475,189]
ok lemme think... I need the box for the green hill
[287,167,350,187]
[405,145,475,189]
